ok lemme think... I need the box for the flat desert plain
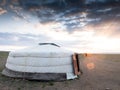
[0,52,120,90]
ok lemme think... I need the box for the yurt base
[2,68,68,81]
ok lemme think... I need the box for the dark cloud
[1,0,120,32]
[0,0,120,52]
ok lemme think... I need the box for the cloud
[0,7,7,15]
[0,1,120,53]
[0,32,51,46]
[0,45,26,51]
[83,20,120,38]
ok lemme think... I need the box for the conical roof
[9,43,74,57]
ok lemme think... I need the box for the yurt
[2,43,81,81]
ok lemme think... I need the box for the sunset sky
[0,0,120,53]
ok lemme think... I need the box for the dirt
[0,52,120,90]
[78,54,120,90]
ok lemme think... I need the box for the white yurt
[2,43,81,81]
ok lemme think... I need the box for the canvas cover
[2,44,78,80]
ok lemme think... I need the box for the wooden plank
[72,53,80,75]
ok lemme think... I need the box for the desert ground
[0,51,120,90]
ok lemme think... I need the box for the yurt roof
[9,43,74,57]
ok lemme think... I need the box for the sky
[0,0,120,53]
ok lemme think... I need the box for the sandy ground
[0,52,120,90]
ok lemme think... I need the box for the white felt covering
[5,44,77,80]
